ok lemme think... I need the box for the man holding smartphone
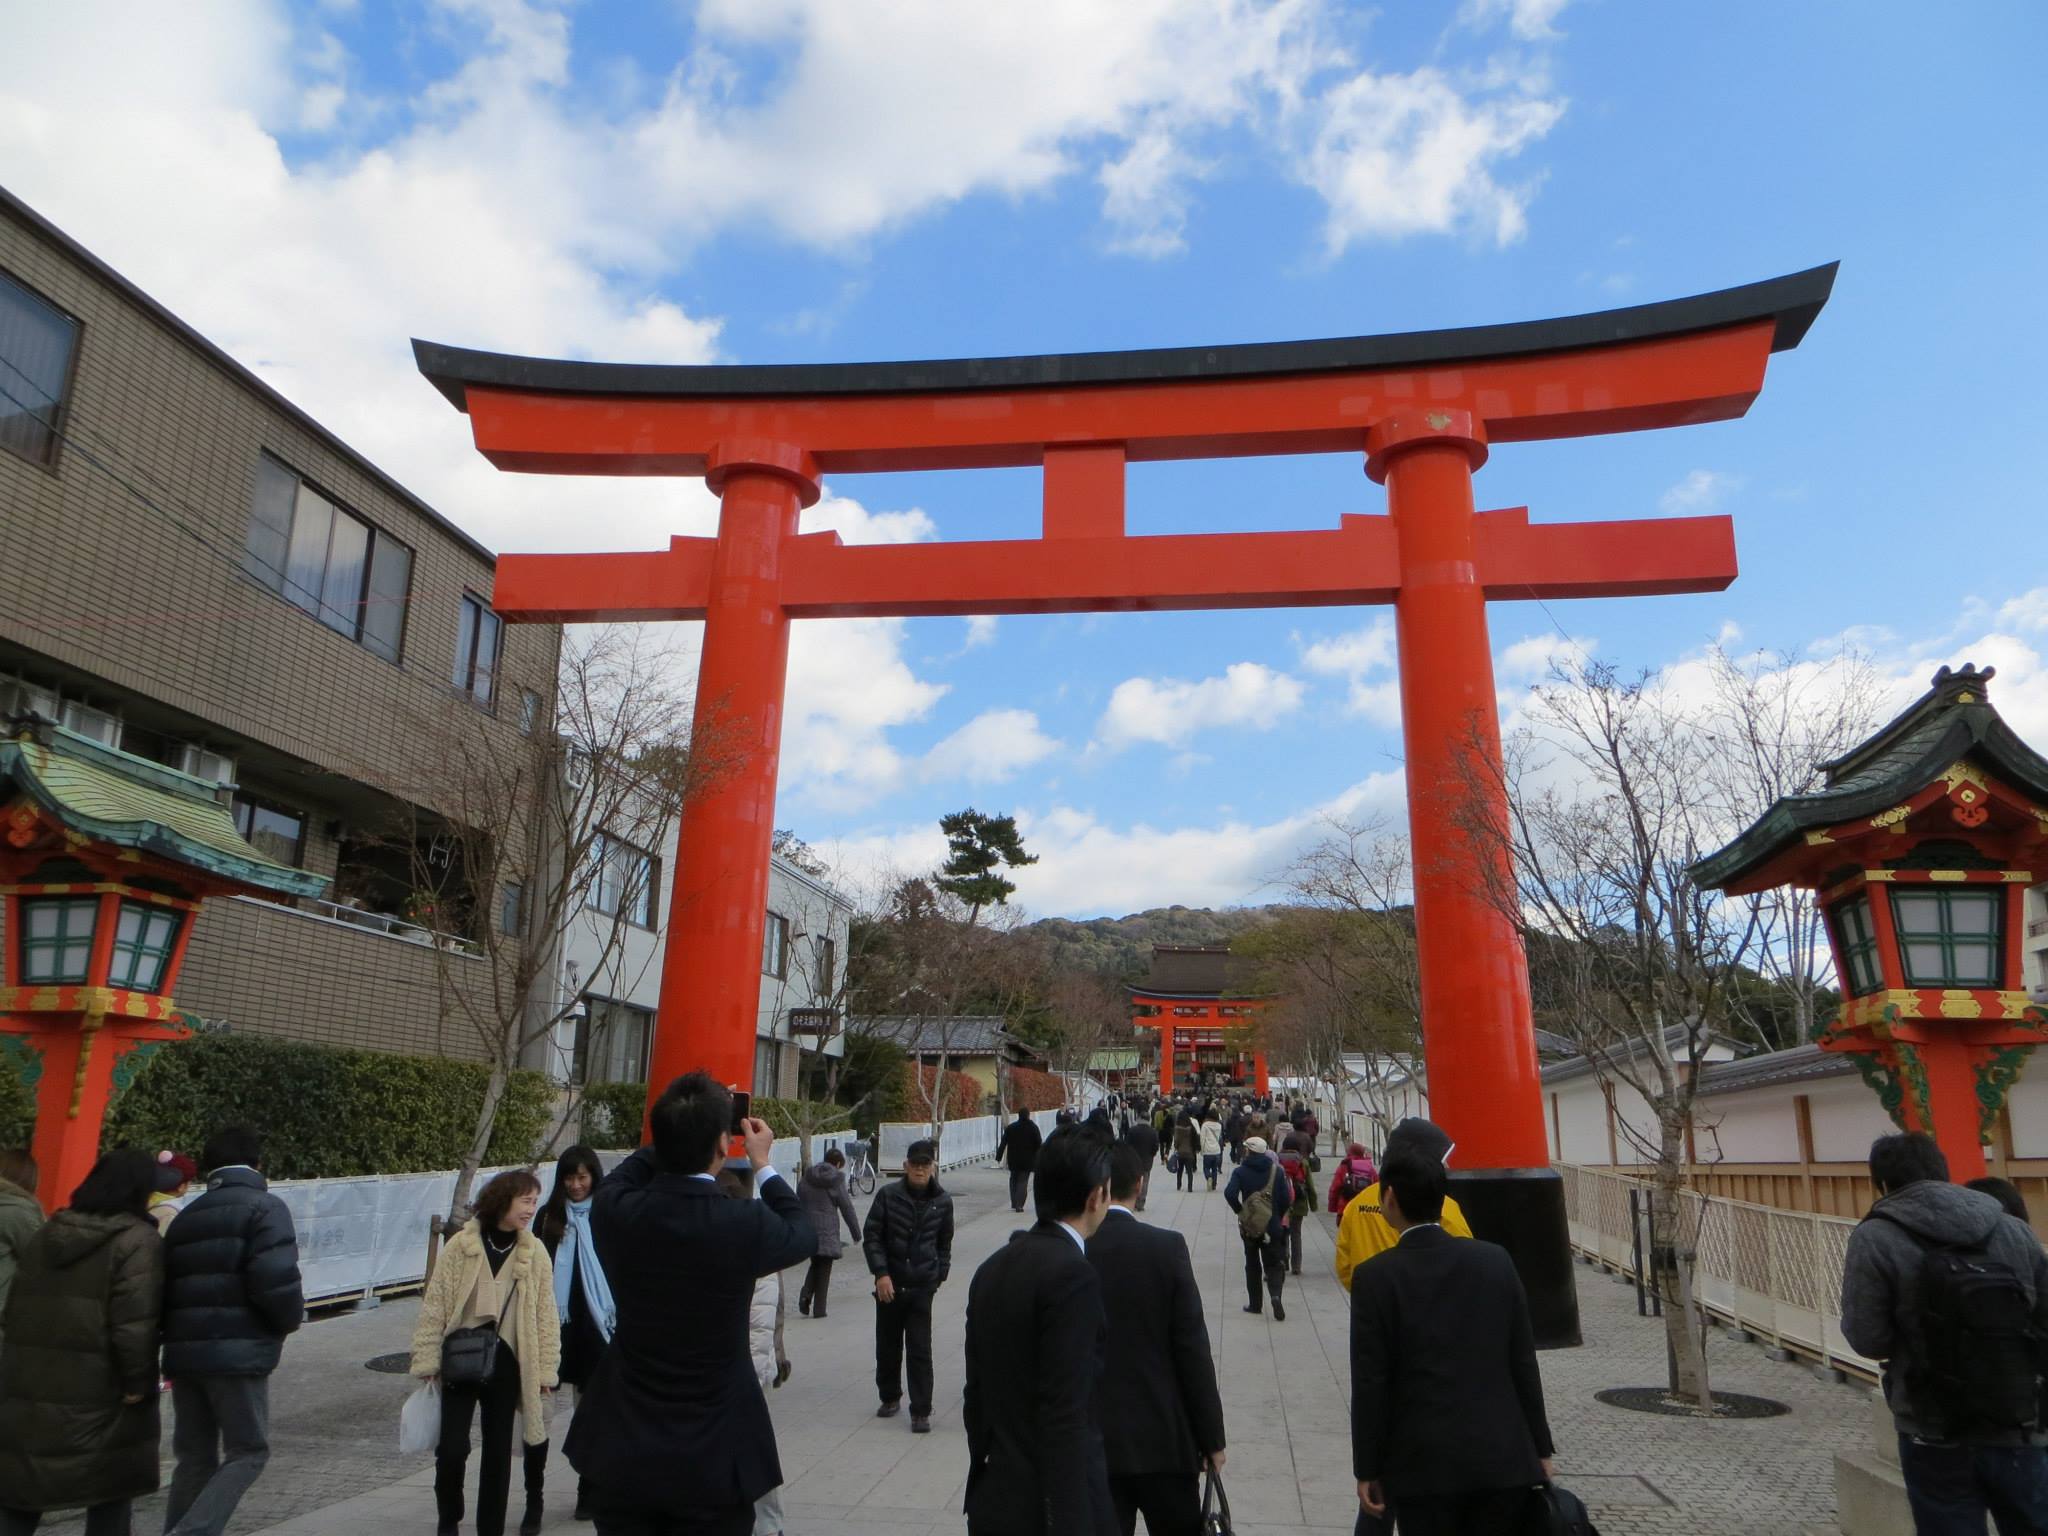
[862,1139,955,1434]
[563,1073,815,1536]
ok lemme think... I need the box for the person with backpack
[1328,1144,1376,1214]
[1334,1119,1474,1293]
[1171,1112,1200,1193]
[1222,1136,1293,1320]
[1276,1137,1315,1278]
[1840,1131,2048,1532]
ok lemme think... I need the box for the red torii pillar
[417,264,1835,1345]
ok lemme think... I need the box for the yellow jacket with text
[1333,1183,1472,1291]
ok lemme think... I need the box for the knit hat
[1243,1136,1268,1155]
[155,1151,197,1192]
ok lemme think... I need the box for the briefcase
[1527,1479,1601,1536]
[1200,1467,1234,1536]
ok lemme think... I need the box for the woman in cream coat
[411,1170,561,1536]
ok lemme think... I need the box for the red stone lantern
[1,718,327,1209]
[1694,665,2048,1180]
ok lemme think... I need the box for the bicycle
[844,1139,878,1196]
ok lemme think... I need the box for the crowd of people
[2,1084,2044,1536]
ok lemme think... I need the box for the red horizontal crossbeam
[489,510,1736,624]
[458,323,1776,478]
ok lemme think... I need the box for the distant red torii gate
[416,264,1835,1345]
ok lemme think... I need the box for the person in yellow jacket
[1334,1117,1472,1291]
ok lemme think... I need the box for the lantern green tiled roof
[0,722,329,898]
[1692,664,2048,892]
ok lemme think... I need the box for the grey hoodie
[1839,1178,2048,1443]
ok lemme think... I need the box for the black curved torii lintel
[412,263,1838,412]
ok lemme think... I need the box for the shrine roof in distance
[413,264,1837,410]
[1127,944,1272,1002]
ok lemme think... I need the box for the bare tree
[1035,967,1130,1110]
[1459,657,1769,1410]
[377,627,699,1219]
[1692,644,1882,1049]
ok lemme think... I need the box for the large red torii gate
[416,265,1834,1344]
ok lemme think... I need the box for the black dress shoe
[878,1399,902,1418]
[1242,1303,1261,1315]
[911,1415,932,1433]
[798,1291,811,1315]
[1273,1298,1287,1321]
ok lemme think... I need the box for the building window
[762,912,789,979]
[1172,1005,1205,1017]
[107,901,182,992]
[1891,888,2004,988]
[20,897,98,984]
[518,689,542,736]
[753,1035,781,1097]
[453,594,503,707]
[500,883,524,938]
[813,935,836,998]
[244,455,412,662]
[1829,896,1884,996]
[589,833,657,928]
[233,797,306,868]
[0,269,79,467]
[578,995,654,1084]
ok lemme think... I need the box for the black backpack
[1874,1212,2041,1437]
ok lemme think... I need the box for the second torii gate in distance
[416,264,1836,1346]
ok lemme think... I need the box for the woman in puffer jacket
[0,1147,164,1536]
[796,1147,863,1320]
[411,1170,561,1536]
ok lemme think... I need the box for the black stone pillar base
[1449,1166,1582,1349]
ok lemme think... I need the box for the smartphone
[729,1090,752,1136]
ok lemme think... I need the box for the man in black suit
[565,1073,816,1536]
[1349,1150,1555,1536]
[963,1125,1118,1536]
[1089,1145,1226,1536]
[1119,1117,1160,1212]
[996,1108,1042,1214]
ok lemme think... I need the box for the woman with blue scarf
[535,1147,614,1525]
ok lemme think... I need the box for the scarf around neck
[553,1198,616,1341]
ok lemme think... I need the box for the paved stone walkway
[61,1160,1877,1535]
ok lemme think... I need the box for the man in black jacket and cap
[996,1108,1042,1214]
[159,1125,305,1536]
[566,1072,815,1536]
[863,1138,955,1433]
[963,1123,1118,1536]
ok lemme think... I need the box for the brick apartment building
[0,186,562,1061]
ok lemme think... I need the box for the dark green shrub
[0,1046,32,1151]
[579,1081,647,1149]
[98,1033,554,1179]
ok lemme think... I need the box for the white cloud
[1659,469,1743,515]
[921,708,1061,785]
[801,492,936,546]
[1303,65,1564,253]
[1461,0,1571,41]
[961,616,999,650]
[1495,630,1596,684]
[1096,662,1307,750]
[1298,617,1402,725]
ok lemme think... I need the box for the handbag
[1528,1480,1601,1535]
[441,1275,519,1386]
[1199,1466,1234,1536]
[1169,1151,1183,1175]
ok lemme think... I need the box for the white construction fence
[1557,1161,1877,1378]
[878,1110,1062,1172]
[279,1131,854,1309]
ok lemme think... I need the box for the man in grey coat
[1839,1131,2048,1532]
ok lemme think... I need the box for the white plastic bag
[399,1381,441,1455]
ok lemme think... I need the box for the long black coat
[160,1167,304,1377]
[1120,1122,1160,1163]
[1087,1209,1224,1475]
[862,1177,955,1291]
[0,1210,163,1511]
[1349,1225,1554,1500]
[963,1222,1116,1536]
[564,1150,815,1512]
[996,1118,1043,1174]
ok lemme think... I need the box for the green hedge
[0,1054,31,1151]
[576,1084,852,1148]
[92,1033,555,1180]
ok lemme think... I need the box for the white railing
[1556,1162,1876,1377]
[879,1114,1004,1171]
[231,893,484,959]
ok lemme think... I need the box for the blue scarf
[552,1199,616,1341]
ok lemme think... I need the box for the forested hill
[1025,905,1277,978]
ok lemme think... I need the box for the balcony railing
[231,894,483,959]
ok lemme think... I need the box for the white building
[546,845,853,1098]
[2025,882,2048,1002]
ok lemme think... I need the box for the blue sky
[4,1,2045,915]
